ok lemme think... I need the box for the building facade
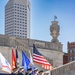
[68,42,75,62]
[5,0,30,38]
[63,53,68,64]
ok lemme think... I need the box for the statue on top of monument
[50,16,60,42]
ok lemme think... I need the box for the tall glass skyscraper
[5,0,30,38]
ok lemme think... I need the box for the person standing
[33,68,39,75]
[25,68,32,75]
[38,70,43,75]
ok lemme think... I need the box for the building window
[70,49,72,53]
[73,56,75,60]
[70,57,72,61]
[73,49,75,53]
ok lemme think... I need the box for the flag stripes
[42,64,53,70]
[33,53,50,65]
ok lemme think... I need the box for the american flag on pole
[33,44,53,70]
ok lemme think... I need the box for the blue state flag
[22,51,30,71]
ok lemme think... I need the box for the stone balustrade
[0,34,62,52]
[51,61,75,75]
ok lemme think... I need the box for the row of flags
[0,44,53,74]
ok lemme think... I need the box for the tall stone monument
[50,16,60,42]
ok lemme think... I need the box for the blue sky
[0,0,75,52]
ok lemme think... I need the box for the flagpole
[15,46,20,68]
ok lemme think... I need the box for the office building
[5,0,30,38]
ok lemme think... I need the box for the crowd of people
[11,67,44,75]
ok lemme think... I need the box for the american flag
[33,44,53,70]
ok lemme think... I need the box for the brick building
[68,42,75,62]
[63,53,68,64]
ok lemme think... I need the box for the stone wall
[0,34,63,52]
[51,61,75,75]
